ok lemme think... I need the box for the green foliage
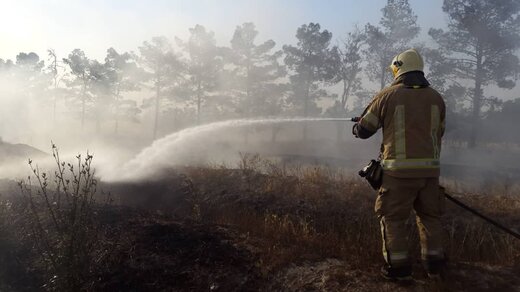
[283,23,340,117]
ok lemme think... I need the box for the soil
[89,208,520,292]
[95,211,264,291]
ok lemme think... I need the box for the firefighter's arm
[352,122,375,139]
[352,95,384,139]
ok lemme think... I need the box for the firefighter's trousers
[375,173,445,267]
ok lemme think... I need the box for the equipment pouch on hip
[358,159,383,190]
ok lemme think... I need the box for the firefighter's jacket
[353,71,445,178]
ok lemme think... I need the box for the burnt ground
[92,208,520,292]
[93,169,520,292]
[1,167,519,291]
[3,210,519,292]
[94,212,264,291]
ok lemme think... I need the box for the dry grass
[0,151,518,290]
[181,153,520,272]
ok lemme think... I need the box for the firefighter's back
[380,84,445,178]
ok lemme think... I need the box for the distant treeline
[0,0,519,146]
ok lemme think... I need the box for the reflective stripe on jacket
[357,71,446,178]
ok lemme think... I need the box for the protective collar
[392,71,430,88]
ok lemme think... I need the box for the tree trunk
[271,125,280,143]
[337,79,350,142]
[303,78,311,141]
[244,123,249,145]
[114,86,121,134]
[379,60,386,90]
[114,97,119,135]
[153,83,160,140]
[81,78,86,129]
[243,63,252,145]
[469,46,483,148]
[53,77,58,124]
[53,92,57,124]
[197,80,202,125]
[336,122,345,142]
[469,85,482,148]
[341,79,349,111]
[95,110,101,134]
[51,53,58,125]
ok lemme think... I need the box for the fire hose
[443,192,520,239]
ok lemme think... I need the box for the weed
[16,144,103,291]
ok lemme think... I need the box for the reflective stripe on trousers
[380,217,409,266]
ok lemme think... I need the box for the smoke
[0,1,516,194]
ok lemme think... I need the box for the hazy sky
[0,0,445,61]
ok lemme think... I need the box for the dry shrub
[14,144,106,291]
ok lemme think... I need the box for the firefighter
[352,49,446,280]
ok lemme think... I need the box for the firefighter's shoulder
[373,83,403,102]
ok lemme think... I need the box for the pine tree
[176,25,222,124]
[104,48,144,134]
[228,22,285,118]
[47,49,66,123]
[283,23,340,140]
[364,0,420,89]
[328,28,365,141]
[429,0,520,147]
[63,49,91,129]
[139,37,182,139]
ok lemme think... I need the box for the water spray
[283,117,360,122]
[100,117,360,181]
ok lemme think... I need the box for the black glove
[352,123,360,138]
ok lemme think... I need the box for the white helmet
[390,49,424,78]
